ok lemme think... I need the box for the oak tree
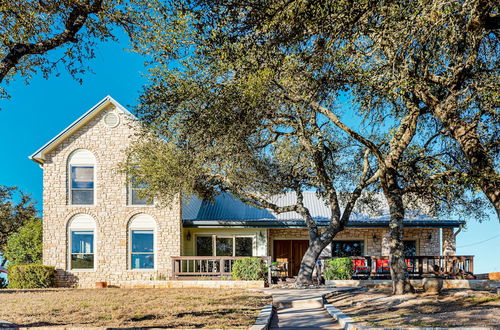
[130,0,494,291]
[0,0,161,98]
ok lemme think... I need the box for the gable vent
[104,112,120,128]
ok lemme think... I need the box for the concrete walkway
[271,305,342,329]
[261,288,356,329]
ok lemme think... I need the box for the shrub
[7,264,55,288]
[323,258,353,280]
[3,219,42,266]
[232,257,268,280]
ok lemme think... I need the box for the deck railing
[171,255,474,281]
[324,255,474,279]
[171,256,272,281]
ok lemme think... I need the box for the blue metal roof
[182,192,464,228]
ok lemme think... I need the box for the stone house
[30,96,466,287]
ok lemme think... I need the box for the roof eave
[182,219,465,229]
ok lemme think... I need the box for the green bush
[3,219,42,266]
[232,257,268,280]
[7,264,55,288]
[323,258,353,280]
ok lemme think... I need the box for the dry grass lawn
[0,288,271,328]
[326,288,500,328]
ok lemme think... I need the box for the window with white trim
[128,177,153,206]
[196,235,253,257]
[68,149,96,205]
[68,214,96,270]
[129,214,156,269]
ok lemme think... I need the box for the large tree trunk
[296,236,332,286]
[383,169,414,295]
[433,105,500,218]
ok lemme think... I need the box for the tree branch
[0,0,103,83]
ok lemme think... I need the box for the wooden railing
[324,255,474,279]
[171,256,272,281]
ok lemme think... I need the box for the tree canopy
[0,185,37,254]
[0,0,163,98]
[125,0,494,290]
[3,219,42,266]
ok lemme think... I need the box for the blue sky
[0,35,499,274]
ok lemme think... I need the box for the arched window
[68,214,96,270]
[68,149,96,205]
[128,214,156,270]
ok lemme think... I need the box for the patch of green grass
[467,295,500,303]
[79,302,91,308]
[409,321,442,327]
[97,314,113,321]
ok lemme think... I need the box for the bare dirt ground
[0,288,271,328]
[326,288,500,328]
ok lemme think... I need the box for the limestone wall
[42,104,182,287]
[268,227,441,257]
[442,228,457,256]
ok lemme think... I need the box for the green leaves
[3,219,42,266]
[0,185,37,252]
[0,0,166,97]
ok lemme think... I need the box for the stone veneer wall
[381,228,440,256]
[442,227,457,255]
[42,105,182,287]
[268,227,441,257]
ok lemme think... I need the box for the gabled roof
[29,95,134,164]
[182,192,464,228]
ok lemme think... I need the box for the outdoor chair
[376,259,390,273]
[352,258,369,274]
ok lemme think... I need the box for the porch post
[381,231,391,256]
[442,228,456,256]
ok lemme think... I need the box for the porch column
[381,230,390,256]
[442,228,456,256]
[320,244,332,258]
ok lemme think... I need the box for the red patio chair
[376,259,390,273]
[352,258,369,273]
[405,258,414,272]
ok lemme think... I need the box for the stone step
[274,297,324,309]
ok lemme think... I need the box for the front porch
[178,226,467,279]
[170,255,475,281]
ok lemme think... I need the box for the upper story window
[68,214,96,270]
[129,214,156,270]
[68,149,96,205]
[128,177,153,206]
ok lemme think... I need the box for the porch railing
[171,256,272,281]
[324,255,474,279]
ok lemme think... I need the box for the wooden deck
[335,255,474,279]
[171,256,272,281]
[170,255,474,281]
